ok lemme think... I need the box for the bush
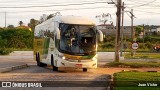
[144,36,151,43]
[139,43,146,49]
[145,42,153,49]
[137,38,143,42]
[101,42,115,49]
[104,35,115,42]
[0,28,33,49]
[0,48,13,55]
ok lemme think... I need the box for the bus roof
[35,16,95,30]
[54,16,95,25]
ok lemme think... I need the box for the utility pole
[115,0,122,62]
[120,2,125,57]
[143,24,145,44]
[130,9,136,56]
[131,9,134,41]
[5,12,7,28]
[126,9,135,56]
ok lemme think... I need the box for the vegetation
[0,48,13,55]
[106,62,160,68]
[0,28,33,55]
[114,72,160,90]
[98,33,160,52]
[125,53,160,59]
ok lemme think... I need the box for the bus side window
[37,41,42,46]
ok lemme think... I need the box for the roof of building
[17,25,32,31]
[17,25,30,29]
[97,24,113,26]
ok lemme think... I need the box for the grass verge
[114,72,160,90]
[106,62,160,68]
[125,53,160,59]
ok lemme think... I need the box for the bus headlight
[62,56,66,60]
[92,55,97,61]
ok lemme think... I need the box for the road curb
[0,64,28,73]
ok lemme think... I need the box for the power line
[0,0,108,5]
[0,6,113,13]
[128,0,157,8]
[0,1,108,8]
[134,9,160,14]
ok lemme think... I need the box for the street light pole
[5,12,7,28]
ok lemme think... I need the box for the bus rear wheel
[36,52,47,67]
[83,68,87,72]
[51,54,58,71]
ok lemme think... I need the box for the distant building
[156,27,160,32]
[97,24,133,38]
[146,25,160,35]
[97,24,113,30]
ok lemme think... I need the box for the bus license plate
[75,64,82,68]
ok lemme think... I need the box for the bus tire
[83,68,87,72]
[51,54,58,71]
[36,52,40,66]
[36,52,47,67]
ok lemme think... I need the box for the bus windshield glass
[59,24,96,55]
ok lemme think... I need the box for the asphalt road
[0,51,160,90]
[0,51,115,68]
[0,51,112,90]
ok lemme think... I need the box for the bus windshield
[59,24,97,55]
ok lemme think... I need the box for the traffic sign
[132,42,139,50]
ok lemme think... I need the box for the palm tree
[19,21,23,26]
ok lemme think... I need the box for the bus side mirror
[96,30,103,42]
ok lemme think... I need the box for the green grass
[98,48,115,52]
[115,72,160,81]
[106,62,160,68]
[114,72,160,90]
[98,48,151,52]
[125,53,160,59]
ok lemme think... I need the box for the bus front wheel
[51,54,58,71]
[83,68,87,72]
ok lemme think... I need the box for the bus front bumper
[58,59,97,68]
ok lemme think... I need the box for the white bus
[34,15,103,72]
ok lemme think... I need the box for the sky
[0,0,160,27]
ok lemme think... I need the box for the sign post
[131,42,139,56]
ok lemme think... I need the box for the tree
[135,26,143,36]
[19,21,24,26]
[0,28,33,49]
[46,12,61,20]
[95,13,113,25]
[47,14,54,20]
[39,14,47,23]
[28,18,39,31]
[39,12,61,23]
[7,25,14,28]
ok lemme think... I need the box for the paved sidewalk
[0,51,35,72]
